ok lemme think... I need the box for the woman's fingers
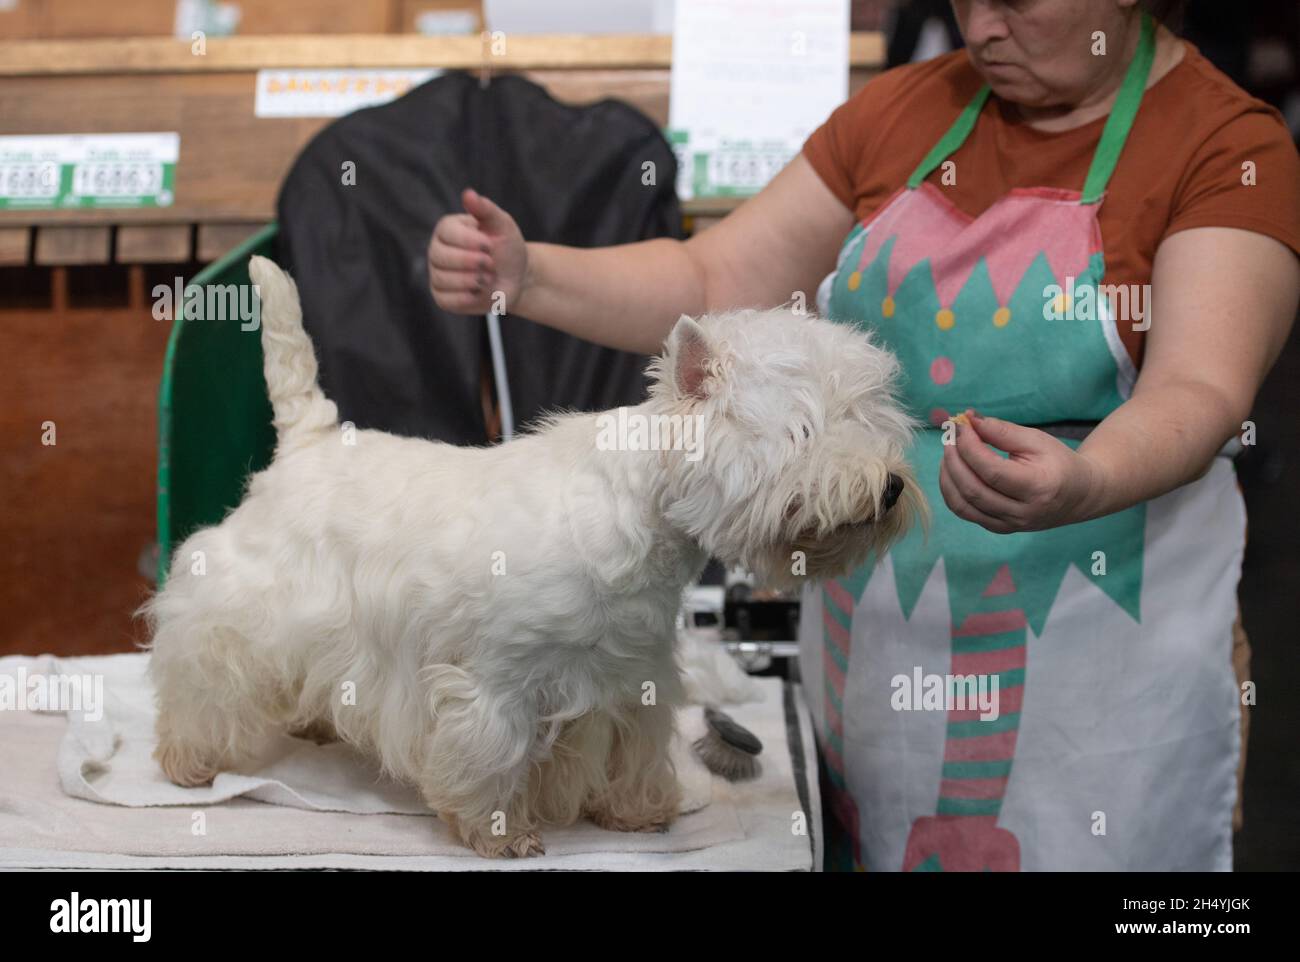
[462,188,512,233]
[943,439,1025,523]
[436,290,493,314]
[429,265,487,294]
[938,457,1015,534]
[953,415,1039,501]
[969,412,1060,458]
[429,193,525,313]
[428,213,499,310]
[430,240,492,273]
[432,213,491,258]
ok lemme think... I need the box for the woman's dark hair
[1141,0,1187,32]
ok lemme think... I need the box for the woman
[429,0,1300,870]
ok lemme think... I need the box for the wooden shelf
[0,32,885,75]
[0,32,884,258]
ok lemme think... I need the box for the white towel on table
[0,652,820,870]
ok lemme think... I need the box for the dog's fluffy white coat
[144,256,921,857]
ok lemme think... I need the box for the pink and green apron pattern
[810,14,1174,871]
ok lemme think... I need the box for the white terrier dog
[144,256,922,857]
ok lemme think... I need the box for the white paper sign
[254,70,443,119]
[667,0,849,199]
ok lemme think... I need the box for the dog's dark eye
[802,425,811,439]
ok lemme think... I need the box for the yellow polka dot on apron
[882,296,895,318]
[847,271,862,291]
[1052,293,1071,317]
[935,308,955,330]
[993,306,1011,327]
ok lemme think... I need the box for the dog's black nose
[883,474,905,511]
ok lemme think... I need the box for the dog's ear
[670,315,713,400]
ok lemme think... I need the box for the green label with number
[0,133,179,210]
[664,128,795,200]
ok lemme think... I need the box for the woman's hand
[428,188,529,315]
[938,411,1104,534]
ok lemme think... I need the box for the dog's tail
[248,255,338,448]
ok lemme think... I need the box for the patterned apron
[800,14,1245,871]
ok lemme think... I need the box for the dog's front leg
[584,697,683,834]
[418,665,545,858]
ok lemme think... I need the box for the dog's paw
[443,814,546,859]
[466,829,547,859]
[287,719,339,745]
[500,831,547,858]
[154,742,217,788]
[587,808,675,834]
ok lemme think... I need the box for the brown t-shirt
[802,42,1300,367]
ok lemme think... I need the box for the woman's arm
[1077,227,1299,515]
[938,228,1299,533]
[429,154,855,355]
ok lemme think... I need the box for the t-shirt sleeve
[801,56,976,217]
[1164,107,1300,260]
[800,66,915,212]
[802,95,863,211]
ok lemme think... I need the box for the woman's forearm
[1076,378,1242,521]
[1077,229,1299,522]
[508,156,858,355]
[513,238,707,355]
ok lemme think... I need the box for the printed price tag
[685,138,796,198]
[0,133,179,210]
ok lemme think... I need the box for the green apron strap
[906,86,991,189]
[1081,12,1156,203]
[905,12,1157,201]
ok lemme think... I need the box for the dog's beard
[742,476,924,591]
[660,452,926,592]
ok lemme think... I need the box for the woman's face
[950,0,1142,108]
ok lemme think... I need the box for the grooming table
[0,654,821,871]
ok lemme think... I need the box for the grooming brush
[693,707,763,781]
